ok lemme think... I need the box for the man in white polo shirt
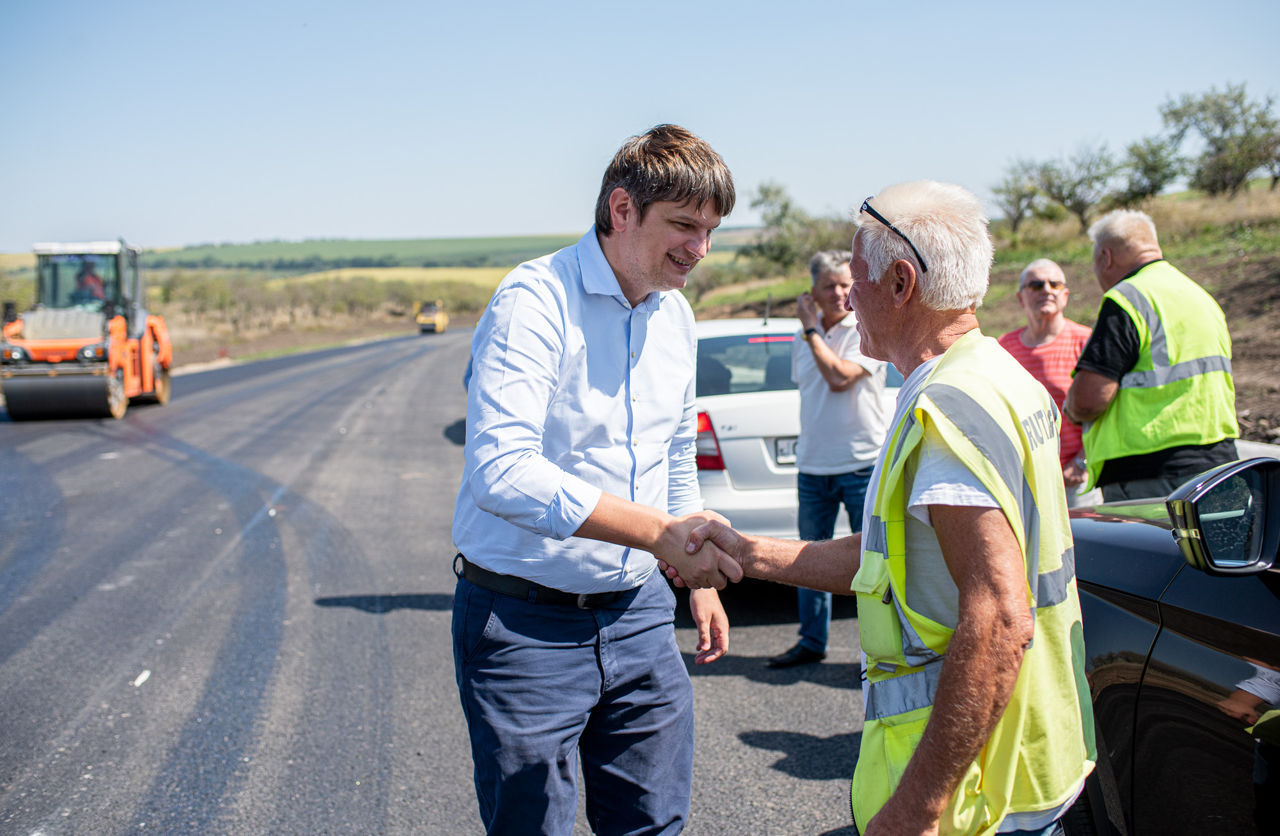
[767,249,892,669]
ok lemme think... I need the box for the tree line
[707,82,1279,294]
[993,83,1279,237]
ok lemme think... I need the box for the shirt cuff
[545,474,604,540]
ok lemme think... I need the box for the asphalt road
[0,331,867,835]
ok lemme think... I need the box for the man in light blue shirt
[452,124,741,835]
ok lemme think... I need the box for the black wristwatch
[804,327,819,338]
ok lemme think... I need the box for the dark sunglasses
[860,197,928,273]
[1022,279,1066,291]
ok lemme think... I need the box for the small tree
[738,182,813,273]
[1036,143,1116,234]
[738,182,856,275]
[1106,136,1184,209]
[1161,83,1280,197]
[990,159,1040,240]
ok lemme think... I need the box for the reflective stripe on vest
[1110,280,1233,388]
[864,657,944,720]
[867,383,1075,614]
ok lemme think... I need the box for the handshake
[655,511,747,590]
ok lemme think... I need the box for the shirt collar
[828,312,855,331]
[577,226,661,312]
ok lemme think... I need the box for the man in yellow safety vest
[1064,209,1238,501]
[677,181,1095,835]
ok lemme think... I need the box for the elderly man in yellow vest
[675,181,1095,836]
[1064,209,1238,501]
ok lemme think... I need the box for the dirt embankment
[699,253,1280,444]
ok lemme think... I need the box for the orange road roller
[2,239,173,420]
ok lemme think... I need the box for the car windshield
[37,254,117,311]
[697,333,796,397]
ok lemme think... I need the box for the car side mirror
[1166,457,1280,575]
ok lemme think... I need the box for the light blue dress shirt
[452,228,702,593]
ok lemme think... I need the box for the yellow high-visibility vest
[1081,260,1237,489]
[850,330,1095,835]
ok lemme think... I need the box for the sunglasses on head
[1022,279,1066,291]
[860,197,928,273]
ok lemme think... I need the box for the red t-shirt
[998,320,1093,465]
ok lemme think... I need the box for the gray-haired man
[769,249,891,669]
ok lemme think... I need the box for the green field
[267,265,513,287]
[145,235,583,271]
[137,229,749,273]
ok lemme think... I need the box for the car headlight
[1,344,25,363]
[78,343,108,362]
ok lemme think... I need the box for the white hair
[1018,258,1066,289]
[1088,209,1159,251]
[857,180,992,311]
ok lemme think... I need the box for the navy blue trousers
[453,570,692,835]
[795,469,871,651]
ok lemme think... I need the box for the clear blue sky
[2,0,1277,252]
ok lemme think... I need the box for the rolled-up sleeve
[666,369,702,515]
[464,276,603,539]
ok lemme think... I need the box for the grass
[267,265,511,286]
[700,250,739,266]
[146,235,583,269]
[699,276,806,308]
[0,253,34,271]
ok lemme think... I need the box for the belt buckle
[576,593,589,609]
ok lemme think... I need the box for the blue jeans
[453,570,692,835]
[795,469,871,652]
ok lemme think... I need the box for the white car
[693,317,806,539]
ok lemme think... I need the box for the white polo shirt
[792,313,892,474]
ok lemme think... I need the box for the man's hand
[656,511,743,590]
[688,588,729,664]
[1062,457,1087,487]
[658,518,749,589]
[574,498,742,589]
[1217,689,1263,725]
[797,291,819,330]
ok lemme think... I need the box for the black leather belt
[454,554,629,609]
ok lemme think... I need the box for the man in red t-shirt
[998,259,1100,505]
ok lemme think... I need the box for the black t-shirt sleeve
[1075,298,1140,381]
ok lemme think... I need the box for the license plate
[774,437,797,465]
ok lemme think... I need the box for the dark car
[1066,456,1280,835]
